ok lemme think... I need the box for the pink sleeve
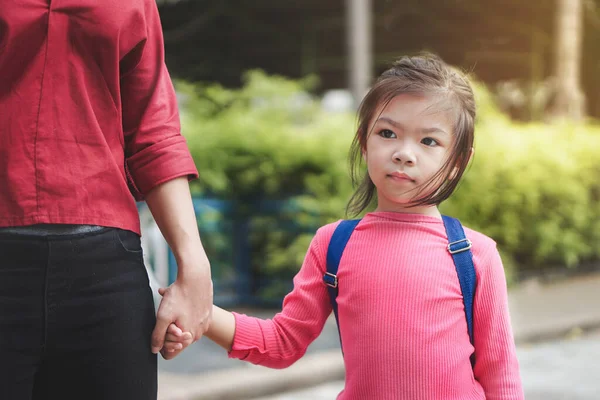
[228,228,334,369]
[472,242,525,399]
[120,0,198,200]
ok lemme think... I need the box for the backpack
[323,215,476,367]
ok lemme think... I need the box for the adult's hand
[152,268,213,359]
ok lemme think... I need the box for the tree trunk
[550,0,586,120]
[346,0,373,108]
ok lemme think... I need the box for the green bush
[442,117,600,278]
[177,71,600,299]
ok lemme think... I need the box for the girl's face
[364,93,455,216]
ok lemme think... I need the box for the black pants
[0,228,157,400]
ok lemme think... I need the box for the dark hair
[346,53,476,217]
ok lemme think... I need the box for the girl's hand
[163,323,194,353]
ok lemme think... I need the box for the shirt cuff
[126,136,199,200]
[227,312,266,360]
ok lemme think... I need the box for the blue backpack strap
[324,219,361,352]
[442,215,477,367]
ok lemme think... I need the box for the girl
[167,53,524,399]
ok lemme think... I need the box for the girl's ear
[448,147,474,180]
[467,146,474,164]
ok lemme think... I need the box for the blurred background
[143,1,600,399]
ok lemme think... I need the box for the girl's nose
[393,146,416,165]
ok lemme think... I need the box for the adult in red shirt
[0,1,212,399]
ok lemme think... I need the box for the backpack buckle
[324,272,338,288]
[448,238,472,254]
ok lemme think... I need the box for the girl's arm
[225,229,334,369]
[166,227,335,367]
[472,242,525,400]
[205,305,236,351]
[163,305,235,352]
[167,226,337,368]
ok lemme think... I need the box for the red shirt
[0,0,199,234]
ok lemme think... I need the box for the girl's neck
[374,204,442,218]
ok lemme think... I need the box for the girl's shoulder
[312,218,364,253]
[301,220,347,271]
[461,225,505,276]
[313,219,346,245]
[462,225,498,252]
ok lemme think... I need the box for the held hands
[163,323,194,353]
[162,305,237,354]
[151,271,213,360]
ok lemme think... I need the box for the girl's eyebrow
[420,127,449,135]
[376,117,403,130]
[376,117,448,135]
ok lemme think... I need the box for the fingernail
[151,347,160,354]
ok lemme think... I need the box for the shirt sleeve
[472,242,525,399]
[228,227,334,369]
[120,0,198,200]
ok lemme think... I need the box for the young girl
[165,53,524,399]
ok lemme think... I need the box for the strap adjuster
[447,239,472,254]
[324,272,338,288]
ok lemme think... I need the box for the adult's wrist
[175,256,212,284]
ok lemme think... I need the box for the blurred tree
[154,0,600,119]
[549,0,586,120]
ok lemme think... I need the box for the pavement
[157,272,600,400]
[251,327,600,400]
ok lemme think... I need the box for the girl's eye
[379,129,396,139]
[421,137,439,147]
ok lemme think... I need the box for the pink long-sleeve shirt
[229,212,524,399]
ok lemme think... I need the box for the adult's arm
[146,177,213,360]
